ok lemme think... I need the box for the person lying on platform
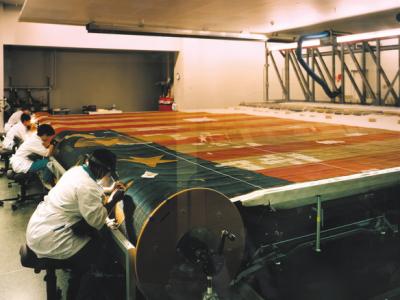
[4,104,31,133]
[1,113,32,151]
[10,124,56,186]
[25,148,126,300]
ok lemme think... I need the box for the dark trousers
[63,238,103,300]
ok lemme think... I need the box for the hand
[103,181,122,194]
[106,218,119,230]
[50,138,59,146]
[113,181,126,191]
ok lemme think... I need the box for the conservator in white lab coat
[2,113,32,150]
[10,124,56,184]
[26,148,125,300]
[4,104,31,133]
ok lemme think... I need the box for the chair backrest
[6,169,15,180]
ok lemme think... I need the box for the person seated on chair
[10,124,56,185]
[4,104,31,133]
[26,148,126,300]
[2,113,32,151]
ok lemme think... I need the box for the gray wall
[4,47,50,87]
[4,47,173,113]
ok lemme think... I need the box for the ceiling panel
[19,0,400,37]
[277,7,400,37]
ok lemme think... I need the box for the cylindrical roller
[134,188,245,299]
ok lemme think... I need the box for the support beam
[383,70,400,104]
[315,48,337,102]
[284,50,290,101]
[311,49,315,102]
[332,43,336,103]
[340,44,345,103]
[307,50,310,101]
[315,49,336,91]
[398,37,400,107]
[289,51,311,99]
[364,43,398,103]
[265,43,269,102]
[346,44,377,103]
[301,44,400,57]
[313,51,328,89]
[361,43,367,104]
[337,48,363,103]
[376,40,382,105]
[288,51,309,100]
[269,52,287,98]
[344,65,364,103]
[345,67,363,103]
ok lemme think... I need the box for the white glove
[106,217,119,230]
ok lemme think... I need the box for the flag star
[199,135,208,143]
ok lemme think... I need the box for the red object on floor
[159,104,173,111]
[159,97,174,111]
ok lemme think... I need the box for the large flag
[54,130,291,238]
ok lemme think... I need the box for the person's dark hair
[20,113,31,123]
[37,124,55,137]
[88,148,117,180]
[20,104,31,111]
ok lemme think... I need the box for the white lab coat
[4,110,23,133]
[10,134,49,173]
[2,122,30,150]
[26,166,108,259]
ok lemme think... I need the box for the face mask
[97,174,114,187]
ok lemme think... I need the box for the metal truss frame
[265,35,400,106]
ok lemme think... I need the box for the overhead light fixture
[337,28,400,43]
[86,22,268,41]
[267,39,320,51]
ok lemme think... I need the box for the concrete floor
[0,163,67,300]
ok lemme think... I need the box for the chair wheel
[11,204,17,211]
[0,201,3,207]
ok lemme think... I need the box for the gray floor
[0,163,67,300]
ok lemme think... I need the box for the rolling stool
[1,141,18,177]
[20,244,67,300]
[0,148,13,176]
[0,170,44,210]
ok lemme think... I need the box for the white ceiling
[277,7,400,36]
[19,0,400,37]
